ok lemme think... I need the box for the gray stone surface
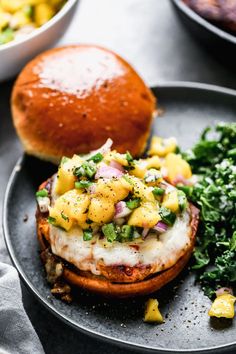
[1,0,236,353]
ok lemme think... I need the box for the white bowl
[0,0,78,82]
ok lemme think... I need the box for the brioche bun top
[11,45,156,164]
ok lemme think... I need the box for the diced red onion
[88,184,96,194]
[95,164,123,179]
[153,221,168,233]
[216,287,233,297]
[91,138,113,156]
[109,160,124,172]
[142,228,150,239]
[114,201,132,219]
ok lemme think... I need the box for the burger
[36,139,199,299]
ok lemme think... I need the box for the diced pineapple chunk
[88,197,115,224]
[49,207,73,231]
[208,294,236,319]
[144,299,164,323]
[128,202,160,228]
[104,151,128,166]
[55,166,75,195]
[55,155,83,195]
[131,156,161,179]
[130,161,147,179]
[146,156,161,170]
[163,153,192,184]
[34,3,54,26]
[57,190,89,225]
[131,177,155,202]
[162,190,179,212]
[95,178,132,203]
[49,189,89,230]
[148,136,177,157]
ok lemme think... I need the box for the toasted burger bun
[36,181,199,298]
[11,45,156,164]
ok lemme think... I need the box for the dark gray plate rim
[172,0,236,45]
[3,81,236,354]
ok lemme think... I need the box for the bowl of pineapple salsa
[0,0,77,81]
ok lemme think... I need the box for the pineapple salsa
[36,136,193,243]
[0,0,66,45]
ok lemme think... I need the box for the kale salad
[182,122,236,299]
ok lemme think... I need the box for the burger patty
[36,178,199,284]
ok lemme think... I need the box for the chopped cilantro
[61,212,69,222]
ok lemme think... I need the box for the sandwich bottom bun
[36,180,199,299]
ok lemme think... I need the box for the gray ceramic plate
[3,82,236,354]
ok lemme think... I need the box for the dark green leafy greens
[183,122,236,298]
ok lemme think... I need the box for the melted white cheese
[49,174,191,275]
[49,212,190,276]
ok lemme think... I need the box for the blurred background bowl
[0,0,78,82]
[172,0,236,67]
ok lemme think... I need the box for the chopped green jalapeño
[36,189,48,198]
[159,206,176,226]
[152,187,165,197]
[120,225,134,240]
[75,180,93,189]
[83,229,93,241]
[126,198,141,210]
[102,223,117,242]
[87,153,103,163]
